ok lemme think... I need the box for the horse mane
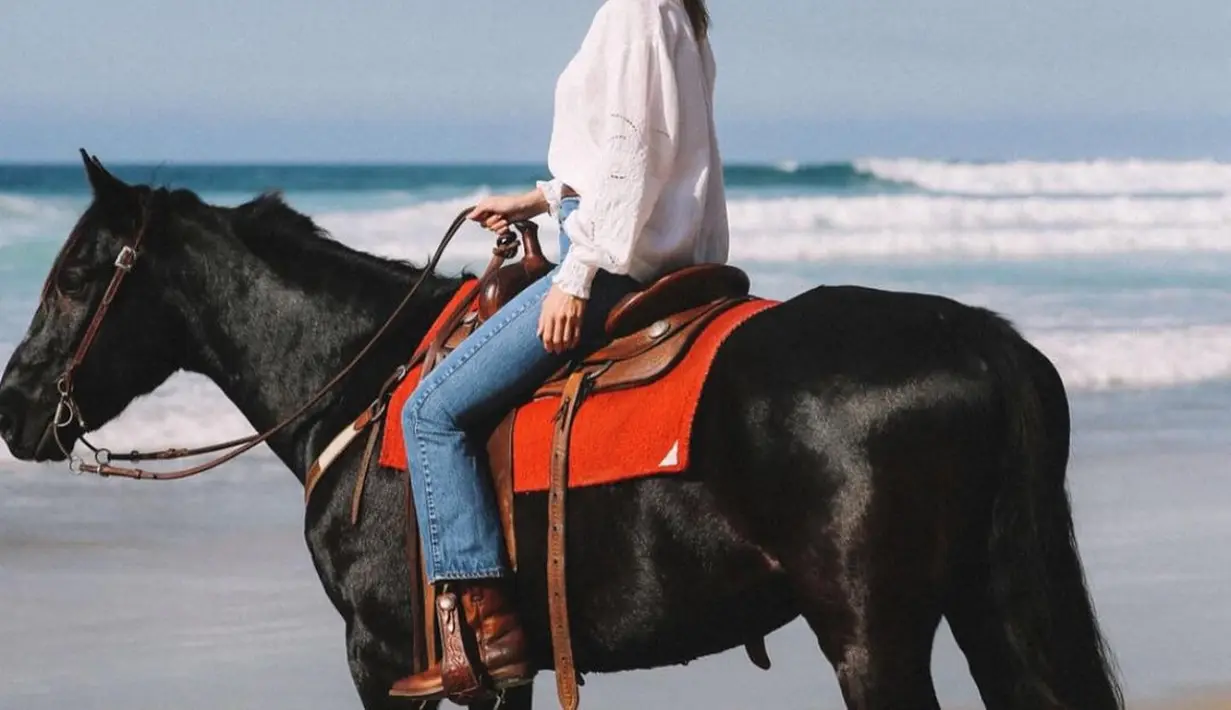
[226,191,419,283]
[170,189,466,310]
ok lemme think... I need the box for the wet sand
[2,387,1230,709]
[1141,693,1231,710]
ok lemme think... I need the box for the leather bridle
[51,199,153,474]
[48,197,521,481]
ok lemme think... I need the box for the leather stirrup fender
[547,371,589,710]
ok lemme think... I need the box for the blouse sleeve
[536,177,567,218]
[553,7,681,299]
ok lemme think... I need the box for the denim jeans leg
[403,275,556,581]
[402,196,639,583]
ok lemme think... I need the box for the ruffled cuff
[535,178,566,218]
[552,250,599,300]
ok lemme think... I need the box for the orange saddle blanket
[378,281,777,492]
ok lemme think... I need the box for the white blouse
[537,0,730,299]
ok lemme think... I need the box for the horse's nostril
[0,409,14,444]
[0,393,21,445]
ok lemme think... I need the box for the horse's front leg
[483,682,534,710]
[348,633,436,710]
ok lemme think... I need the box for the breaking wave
[857,158,1231,197]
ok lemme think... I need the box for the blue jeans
[402,198,639,582]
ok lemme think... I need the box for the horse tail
[960,317,1124,709]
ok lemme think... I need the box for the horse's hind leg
[779,476,945,709]
[797,576,943,710]
[945,578,1017,710]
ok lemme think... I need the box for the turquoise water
[0,162,894,196]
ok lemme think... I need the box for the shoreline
[1129,689,1231,710]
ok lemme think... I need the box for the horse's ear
[79,148,131,198]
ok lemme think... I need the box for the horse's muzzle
[0,386,27,455]
[0,386,63,462]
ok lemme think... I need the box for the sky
[1,0,1228,163]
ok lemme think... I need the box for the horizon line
[4,156,1230,168]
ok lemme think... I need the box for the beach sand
[2,387,1229,709]
[1142,693,1231,710]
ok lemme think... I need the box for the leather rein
[50,199,522,480]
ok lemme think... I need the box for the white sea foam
[0,338,1223,469]
[0,195,53,218]
[729,194,1231,232]
[3,321,1229,468]
[6,191,1225,266]
[858,158,1231,197]
[308,192,1231,265]
[5,184,1231,263]
[315,194,505,262]
[0,194,82,247]
[730,226,1231,261]
[1034,325,1231,392]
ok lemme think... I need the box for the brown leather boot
[461,578,533,690]
[388,579,532,701]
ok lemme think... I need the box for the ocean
[1,160,1230,709]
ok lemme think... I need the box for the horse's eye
[59,267,89,295]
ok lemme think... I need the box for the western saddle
[308,221,765,708]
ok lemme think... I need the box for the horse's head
[0,151,186,462]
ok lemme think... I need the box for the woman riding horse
[393,0,727,700]
[0,0,1125,704]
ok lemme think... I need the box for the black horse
[0,155,1123,710]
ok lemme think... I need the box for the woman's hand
[538,284,586,353]
[468,189,549,235]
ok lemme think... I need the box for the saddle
[430,222,759,707]
[306,221,768,708]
